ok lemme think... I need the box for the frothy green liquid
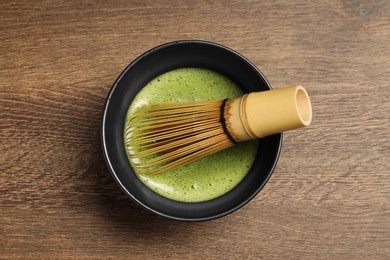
[125,68,258,202]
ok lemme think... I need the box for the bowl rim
[101,40,282,221]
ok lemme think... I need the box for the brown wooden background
[1,0,389,258]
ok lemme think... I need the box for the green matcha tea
[124,68,258,202]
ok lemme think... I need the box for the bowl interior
[102,40,282,221]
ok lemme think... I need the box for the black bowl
[102,40,282,221]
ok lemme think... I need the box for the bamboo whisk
[125,85,312,175]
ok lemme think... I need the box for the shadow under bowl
[102,40,282,221]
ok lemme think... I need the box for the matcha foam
[125,68,258,202]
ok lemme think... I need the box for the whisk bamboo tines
[125,85,312,175]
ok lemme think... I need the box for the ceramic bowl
[102,40,282,221]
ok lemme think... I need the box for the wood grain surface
[1,0,389,258]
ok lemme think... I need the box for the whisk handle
[227,85,312,142]
[244,85,312,138]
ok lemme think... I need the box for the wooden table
[1,1,389,258]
